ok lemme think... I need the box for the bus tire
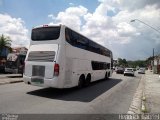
[85,74,91,86]
[108,72,110,78]
[105,72,108,80]
[78,75,85,88]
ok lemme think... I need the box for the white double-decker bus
[23,24,113,88]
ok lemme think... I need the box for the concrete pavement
[0,73,140,113]
[128,70,160,114]
[0,74,23,85]
[1,71,160,114]
[145,71,160,113]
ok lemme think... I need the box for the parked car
[138,68,145,74]
[116,67,124,74]
[124,68,134,76]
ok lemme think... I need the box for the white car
[138,68,145,74]
[124,68,134,76]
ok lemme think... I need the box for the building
[153,55,160,74]
[0,47,11,65]
[0,47,28,65]
[12,47,28,54]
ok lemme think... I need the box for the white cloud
[48,14,56,20]
[112,4,160,59]
[117,22,136,37]
[48,0,160,60]
[119,0,160,11]
[69,2,74,6]
[0,14,29,48]
[49,6,88,31]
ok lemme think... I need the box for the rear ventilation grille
[27,51,55,62]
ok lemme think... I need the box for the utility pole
[153,48,155,73]
[130,19,160,34]
[153,48,154,59]
[130,19,160,73]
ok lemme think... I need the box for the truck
[5,53,26,75]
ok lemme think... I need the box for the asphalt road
[0,72,142,114]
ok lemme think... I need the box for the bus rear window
[32,27,60,41]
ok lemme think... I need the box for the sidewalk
[145,71,160,113]
[0,74,23,85]
[128,70,160,114]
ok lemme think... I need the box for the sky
[0,0,160,60]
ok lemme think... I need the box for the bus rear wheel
[105,72,108,80]
[85,74,91,86]
[108,72,110,78]
[78,75,85,88]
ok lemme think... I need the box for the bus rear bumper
[23,75,60,88]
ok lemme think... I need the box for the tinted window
[92,61,109,70]
[76,36,89,49]
[89,41,100,54]
[127,69,133,71]
[32,27,60,41]
[65,28,111,57]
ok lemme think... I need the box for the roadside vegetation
[0,34,12,55]
[114,57,151,69]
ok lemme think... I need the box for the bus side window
[71,31,79,46]
[76,36,88,50]
[65,28,71,43]
[107,63,110,69]
[66,28,78,46]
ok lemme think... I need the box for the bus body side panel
[64,42,110,87]
[64,57,75,87]
[56,26,70,88]
[64,43,91,87]
[65,57,91,87]
[87,53,110,81]
[55,43,66,88]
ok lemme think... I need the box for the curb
[141,92,147,113]
[127,75,145,114]
[0,80,23,85]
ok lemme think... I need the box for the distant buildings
[153,55,160,74]
[0,47,11,65]
[113,59,118,66]
[0,47,28,65]
[12,47,28,54]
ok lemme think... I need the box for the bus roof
[32,24,62,29]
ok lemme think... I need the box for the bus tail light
[54,63,59,76]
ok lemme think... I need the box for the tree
[127,60,147,68]
[118,58,128,67]
[0,34,12,55]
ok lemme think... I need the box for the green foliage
[116,57,147,68]
[117,58,128,67]
[127,60,147,68]
[0,34,12,54]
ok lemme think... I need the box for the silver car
[138,68,145,74]
[124,68,134,76]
